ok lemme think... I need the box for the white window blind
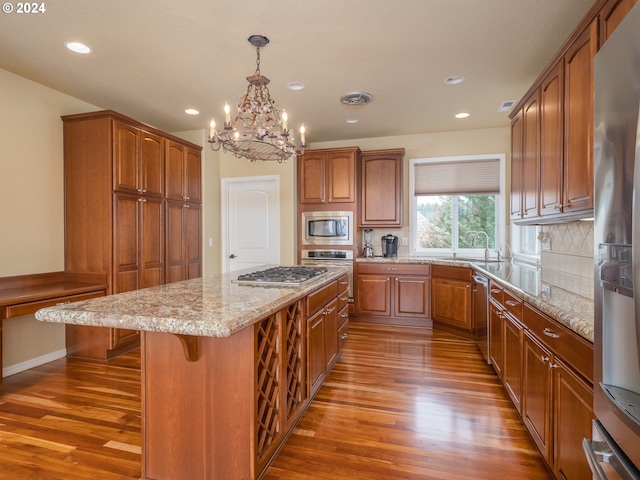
[414,159,500,195]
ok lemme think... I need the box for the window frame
[409,154,506,258]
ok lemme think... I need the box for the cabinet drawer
[337,287,349,311]
[489,282,504,305]
[338,317,349,354]
[4,290,105,318]
[338,304,349,328]
[307,280,338,317]
[503,290,523,322]
[432,265,471,281]
[523,304,593,382]
[357,263,430,276]
[337,273,350,293]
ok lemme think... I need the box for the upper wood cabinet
[507,0,637,224]
[359,148,404,227]
[598,0,638,44]
[298,147,359,205]
[166,140,202,203]
[62,110,202,359]
[113,121,164,197]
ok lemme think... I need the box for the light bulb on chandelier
[208,35,307,163]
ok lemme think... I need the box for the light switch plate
[401,237,408,246]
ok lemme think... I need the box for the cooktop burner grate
[235,266,328,285]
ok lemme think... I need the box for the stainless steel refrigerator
[586,2,640,478]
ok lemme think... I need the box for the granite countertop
[35,266,349,338]
[357,256,594,342]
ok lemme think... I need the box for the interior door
[222,175,280,272]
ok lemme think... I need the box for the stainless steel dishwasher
[472,273,489,363]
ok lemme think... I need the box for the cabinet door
[324,299,339,371]
[165,201,185,284]
[431,278,472,331]
[337,306,349,355]
[113,193,140,294]
[522,91,540,219]
[356,274,391,316]
[522,332,553,463]
[139,130,164,197]
[599,0,638,45]
[394,275,430,318]
[554,358,594,480]
[298,152,325,204]
[112,327,139,349]
[539,62,564,216]
[185,147,202,203]
[510,112,523,220]
[503,315,524,412]
[139,196,164,289]
[113,121,139,193]
[308,311,325,397]
[360,150,403,227]
[563,25,594,213]
[185,203,202,280]
[326,151,355,203]
[165,141,186,201]
[489,302,504,378]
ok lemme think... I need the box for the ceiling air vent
[340,92,373,106]
[498,100,516,112]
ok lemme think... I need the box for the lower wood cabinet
[356,263,430,325]
[431,265,472,334]
[489,291,594,480]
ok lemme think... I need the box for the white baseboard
[2,349,67,378]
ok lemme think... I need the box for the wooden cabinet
[359,148,404,227]
[523,331,554,463]
[539,62,564,216]
[562,24,594,215]
[487,283,595,480]
[522,91,540,219]
[62,110,202,359]
[521,302,594,479]
[356,263,430,325]
[165,201,202,283]
[431,265,472,334]
[166,140,202,203]
[510,112,524,220]
[598,0,638,45]
[306,277,348,398]
[298,147,359,205]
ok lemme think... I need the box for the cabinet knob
[341,313,348,318]
[541,355,549,363]
[549,362,558,369]
[183,204,190,208]
[340,333,348,340]
[183,196,190,200]
[138,198,147,203]
[490,288,501,294]
[340,296,348,301]
[543,328,560,339]
[505,300,519,307]
[229,254,237,259]
[466,284,470,288]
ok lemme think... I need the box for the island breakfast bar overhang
[35,266,350,480]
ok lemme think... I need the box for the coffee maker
[381,234,398,258]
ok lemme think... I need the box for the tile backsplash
[540,220,594,299]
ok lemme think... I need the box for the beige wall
[0,68,100,372]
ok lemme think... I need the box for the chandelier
[208,35,306,163]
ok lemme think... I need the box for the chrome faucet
[471,231,490,261]
[497,242,513,262]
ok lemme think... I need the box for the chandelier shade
[208,35,306,163]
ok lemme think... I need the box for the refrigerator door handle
[583,438,610,480]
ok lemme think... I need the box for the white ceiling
[0,0,594,143]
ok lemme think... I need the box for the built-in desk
[0,272,107,386]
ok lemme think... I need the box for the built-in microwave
[301,211,353,246]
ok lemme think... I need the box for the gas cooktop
[234,266,328,286]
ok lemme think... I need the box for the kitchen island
[35,266,350,480]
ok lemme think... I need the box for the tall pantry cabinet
[62,110,202,359]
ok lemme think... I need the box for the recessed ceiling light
[185,109,199,115]
[65,41,91,54]
[455,112,470,119]
[287,82,305,91]
[345,118,359,124]
[445,75,465,85]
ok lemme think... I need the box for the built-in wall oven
[300,249,353,302]
[301,211,353,246]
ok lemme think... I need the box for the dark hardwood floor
[0,322,551,479]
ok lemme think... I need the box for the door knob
[229,254,237,259]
